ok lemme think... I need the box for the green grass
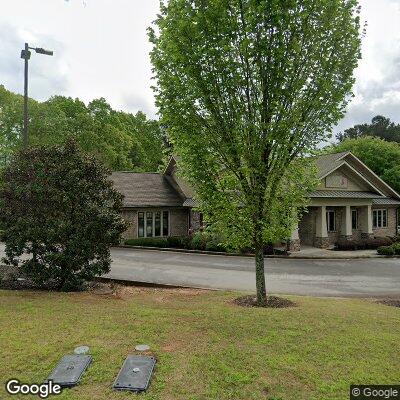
[0,287,399,400]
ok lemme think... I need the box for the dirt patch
[376,299,400,308]
[233,294,296,308]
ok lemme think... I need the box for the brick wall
[298,208,316,246]
[170,208,189,236]
[121,209,137,240]
[372,206,398,237]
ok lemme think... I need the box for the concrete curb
[94,276,217,292]
[114,245,396,260]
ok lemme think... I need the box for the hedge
[377,242,400,256]
[335,237,393,251]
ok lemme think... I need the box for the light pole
[20,43,53,147]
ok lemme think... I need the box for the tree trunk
[255,241,266,305]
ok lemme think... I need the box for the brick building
[111,152,400,250]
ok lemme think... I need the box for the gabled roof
[315,151,400,200]
[315,151,350,178]
[111,172,185,208]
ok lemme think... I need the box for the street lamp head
[34,47,53,56]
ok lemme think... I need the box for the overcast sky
[1,0,400,138]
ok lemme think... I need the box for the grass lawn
[0,286,399,400]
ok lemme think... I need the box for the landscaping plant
[0,139,127,291]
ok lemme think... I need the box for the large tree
[337,115,400,143]
[149,0,362,304]
[0,85,167,171]
[0,139,127,290]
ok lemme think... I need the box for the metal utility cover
[113,355,156,392]
[46,355,92,387]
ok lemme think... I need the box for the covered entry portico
[300,199,374,249]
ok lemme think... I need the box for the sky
[1,0,400,138]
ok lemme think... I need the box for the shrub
[205,237,227,252]
[378,242,400,256]
[191,232,209,250]
[166,236,184,248]
[336,237,393,251]
[125,237,169,247]
[335,239,364,251]
[0,139,127,291]
[365,237,393,249]
[377,246,396,256]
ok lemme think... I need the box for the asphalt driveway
[105,247,400,297]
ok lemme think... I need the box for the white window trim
[373,209,388,229]
[138,210,170,238]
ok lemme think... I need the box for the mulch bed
[376,299,400,308]
[233,294,296,308]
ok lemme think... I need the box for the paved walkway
[105,247,400,297]
[288,246,379,258]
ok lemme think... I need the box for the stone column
[340,205,353,240]
[315,205,329,248]
[360,204,373,239]
[287,223,301,252]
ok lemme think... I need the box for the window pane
[326,211,335,232]
[155,212,161,237]
[373,211,377,228]
[146,212,153,237]
[378,210,382,228]
[383,210,387,227]
[162,211,169,236]
[352,210,358,230]
[138,212,144,237]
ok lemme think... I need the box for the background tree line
[0,85,168,171]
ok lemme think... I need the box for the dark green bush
[0,140,127,291]
[166,236,184,248]
[124,237,168,247]
[378,242,400,256]
[377,245,396,256]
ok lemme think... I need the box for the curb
[114,245,393,260]
[95,276,215,291]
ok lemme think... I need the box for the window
[138,212,144,237]
[155,212,161,237]
[146,212,153,237]
[162,211,169,236]
[352,209,358,230]
[138,211,169,237]
[326,210,335,232]
[373,209,388,229]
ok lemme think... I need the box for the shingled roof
[111,172,185,208]
[314,151,350,178]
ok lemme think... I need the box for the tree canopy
[337,115,400,143]
[326,136,400,194]
[149,0,362,304]
[0,85,167,171]
[0,139,127,291]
